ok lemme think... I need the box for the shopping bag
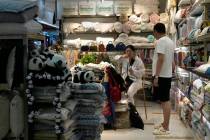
[128,102,144,130]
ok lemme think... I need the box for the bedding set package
[0,0,42,35]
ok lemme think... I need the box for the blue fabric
[0,0,36,13]
[205,67,210,76]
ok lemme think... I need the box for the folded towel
[0,0,37,13]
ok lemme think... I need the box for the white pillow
[6,47,16,89]
[0,95,10,139]
[10,95,24,137]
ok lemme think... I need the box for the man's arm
[155,53,164,76]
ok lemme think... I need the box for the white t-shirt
[152,36,175,78]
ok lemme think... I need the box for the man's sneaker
[154,123,163,129]
[153,126,170,135]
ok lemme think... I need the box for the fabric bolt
[114,22,123,33]
[130,24,141,33]
[140,14,150,23]
[129,15,141,24]
[150,13,160,24]
[94,23,114,33]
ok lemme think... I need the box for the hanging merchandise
[96,0,114,16]
[114,0,132,16]
[79,0,96,15]
[62,0,78,16]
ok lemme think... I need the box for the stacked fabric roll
[0,0,42,35]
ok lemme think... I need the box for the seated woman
[114,45,145,104]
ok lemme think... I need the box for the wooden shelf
[197,34,210,42]
[63,15,117,18]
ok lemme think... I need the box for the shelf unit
[0,33,45,140]
[176,66,210,139]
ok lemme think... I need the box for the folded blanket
[0,0,37,13]
[0,20,42,35]
[0,6,38,23]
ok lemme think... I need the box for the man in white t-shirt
[152,23,175,135]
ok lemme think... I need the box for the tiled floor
[101,96,195,140]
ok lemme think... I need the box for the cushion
[0,95,10,139]
[10,95,24,137]
[6,47,16,89]
[195,64,210,73]
[0,6,38,23]
[0,0,37,13]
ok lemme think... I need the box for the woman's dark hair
[154,23,166,34]
[126,45,135,52]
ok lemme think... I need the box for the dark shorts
[153,77,172,102]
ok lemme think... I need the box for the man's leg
[161,101,171,130]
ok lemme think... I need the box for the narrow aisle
[102,98,194,140]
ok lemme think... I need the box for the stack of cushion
[0,0,42,34]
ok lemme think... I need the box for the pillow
[0,95,10,139]
[195,64,210,73]
[10,95,24,137]
[6,47,16,89]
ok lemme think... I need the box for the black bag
[128,102,144,130]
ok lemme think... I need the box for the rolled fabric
[140,22,154,32]
[94,23,114,33]
[129,14,141,24]
[122,21,132,34]
[130,24,141,33]
[160,13,169,24]
[150,13,160,24]
[140,14,150,23]
[128,36,148,43]
[114,22,123,33]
